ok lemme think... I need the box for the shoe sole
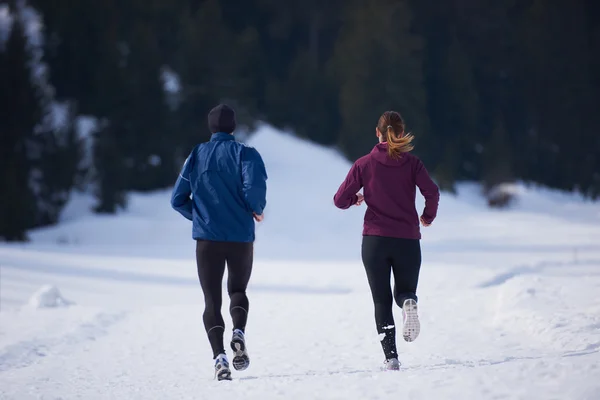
[217,369,232,381]
[231,338,250,371]
[402,299,420,342]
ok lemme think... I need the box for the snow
[28,285,74,309]
[161,66,181,94]
[75,115,99,169]
[0,4,11,49]
[15,3,48,88]
[1,125,600,399]
[161,66,182,111]
[48,102,70,133]
[148,154,161,167]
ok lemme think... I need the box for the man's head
[208,104,236,134]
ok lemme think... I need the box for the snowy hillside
[1,125,600,400]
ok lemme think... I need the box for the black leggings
[361,235,421,360]
[196,240,253,359]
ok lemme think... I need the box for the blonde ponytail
[385,125,414,159]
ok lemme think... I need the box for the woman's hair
[377,111,414,159]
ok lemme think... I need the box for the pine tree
[482,115,513,191]
[256,0,344,145]
[31,0,131,212]
[29,102,81,226]
[0,14,40,241]
[173,0,262,151]
[93,120,128,213]
[120,10,174,191]
[427,30,480,189]
[516,0,598,197]
[330,0,429,161]
[265,50,340,146]
[28,0,119,115]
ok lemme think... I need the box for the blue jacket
[171,132,267,242]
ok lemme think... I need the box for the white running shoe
[214,353,232,381]
[402,299,421,342]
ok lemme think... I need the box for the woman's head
[376,111,414,159]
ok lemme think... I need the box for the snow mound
[28,285,74,309]
[489,266,600,353]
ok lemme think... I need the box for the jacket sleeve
[333,162,362,209]
[241,146,268,215]
[415,159,440,224]
[170,151,194,221]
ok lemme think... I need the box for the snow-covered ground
[1,125,600,400]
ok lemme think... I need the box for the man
[171,104,267,381]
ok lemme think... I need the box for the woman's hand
[356,193,364,206]
[253,213,264,222]
[420,216,431,227]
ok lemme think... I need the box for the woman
[333,110,439,370]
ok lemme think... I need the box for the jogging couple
[171,104,440,380]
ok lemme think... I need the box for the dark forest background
[1,0,599,241]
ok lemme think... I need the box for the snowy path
[1,246,599,400]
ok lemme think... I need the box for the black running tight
[196,240,253,359]
[361,235,421,360]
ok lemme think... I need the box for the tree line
[1,0,599,240]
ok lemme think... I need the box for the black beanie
[208,104,236,134]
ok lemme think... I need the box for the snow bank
[489,266,600,353]
[28,285,74,308]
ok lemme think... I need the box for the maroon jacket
[334,143,440,240]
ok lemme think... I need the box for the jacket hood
[370,142,410,166]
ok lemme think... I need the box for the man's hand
[253,213,264,222]
[420,216,431,227]
[355,193,364,206]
